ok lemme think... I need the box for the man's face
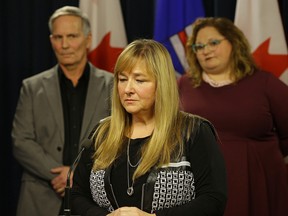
[50,15,91,68]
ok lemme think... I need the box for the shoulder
[89,116,111,140]
[180,111,213,127]
[178,74,192,86]
[22,66,58,86]
[89,63,114,80]
[249,69,284,84]
[179,111,217,139]
[247,69,288,91]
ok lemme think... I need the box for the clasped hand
[50,166,72,197]
[107,207,156,216]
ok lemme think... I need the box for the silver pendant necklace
[126,138,142,196]
[126,161,134,196]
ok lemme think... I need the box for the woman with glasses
[178,17,288,216]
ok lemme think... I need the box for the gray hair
[48,6,91,36]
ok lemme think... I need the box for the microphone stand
[62,139,91,216]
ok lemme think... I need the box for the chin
[60,61,77,67]
[125,108,139,115]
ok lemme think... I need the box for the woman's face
[194,26,232,75]
[117,60,156,118]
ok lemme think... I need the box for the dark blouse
[71,120,227,216]
[178,70,288,216]
[111,137,150,208]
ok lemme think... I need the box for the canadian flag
[79,0,127,72]
[234,0,288,85]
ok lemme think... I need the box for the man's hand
[50,166,71,197]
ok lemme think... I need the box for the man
[11,6,113,216]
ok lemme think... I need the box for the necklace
[126,138,142,196]
[127,138,142,167]
[202,71,233,87]
[126,161,134,196]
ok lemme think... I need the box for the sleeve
[71,145,110,216]
[266,74,288,156]
[155,121,227,216]
[11,79,62,180]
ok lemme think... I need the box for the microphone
[62,138,92,216]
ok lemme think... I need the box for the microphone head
[81,139,92,149]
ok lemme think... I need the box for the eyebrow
[196,37,222,43]
[119,71,147,77]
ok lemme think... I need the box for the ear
[49,34,53,44]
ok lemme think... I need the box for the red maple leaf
[88,32,124,73]
[178,30,188,46]
[253,38,288,77]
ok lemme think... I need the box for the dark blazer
[11,63,113,216]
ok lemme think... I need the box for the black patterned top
[71,119,227,216]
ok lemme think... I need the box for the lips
[124,98,138,105]
[60,51,73,56]
[205,56,214,60]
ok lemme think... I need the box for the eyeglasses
[192,38,226,53]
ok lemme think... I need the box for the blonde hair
[186,17,257,87]
[92,39,187,180]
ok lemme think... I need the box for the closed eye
[118,78,127,82]
[118,74,127,82]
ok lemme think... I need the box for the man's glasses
[192,38,226,54]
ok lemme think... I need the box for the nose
[61,37,69,49]
[202,44,212,54]
[124,79,134,94]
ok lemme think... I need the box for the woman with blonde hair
[72,39,227,216]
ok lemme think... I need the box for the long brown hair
[186,17,257,87]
